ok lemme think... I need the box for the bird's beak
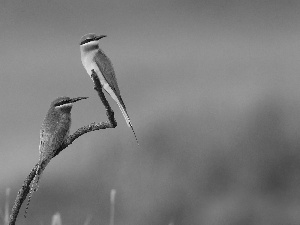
[94,35,107,41]
[70,97,88,103]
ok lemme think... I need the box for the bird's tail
[116,96,139,145]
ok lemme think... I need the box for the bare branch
[9,70,117,225]
[91,70,117,127]
[9,166,37,225]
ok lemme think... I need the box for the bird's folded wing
[94,50,121,97]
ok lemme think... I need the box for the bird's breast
[81,54,107,85]
[81,54,95,75]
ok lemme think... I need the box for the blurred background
[1,0,300,224]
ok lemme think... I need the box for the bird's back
[39,109,71,163]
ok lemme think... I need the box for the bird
[24,96,88,217]
[79,33,139,144]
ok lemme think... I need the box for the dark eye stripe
[54,100,70,107]
[80,38,93,45]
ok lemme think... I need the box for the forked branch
[9,70,116,225]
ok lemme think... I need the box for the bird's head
[80,33,106,46]
[51,96,88,113]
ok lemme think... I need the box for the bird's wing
[39,129,46,155]
[94,49,121,97]
[93,50,139,143]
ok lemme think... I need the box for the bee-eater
[25,96,88,217]
[79,33,138,144]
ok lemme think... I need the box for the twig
[9,71,117,225]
